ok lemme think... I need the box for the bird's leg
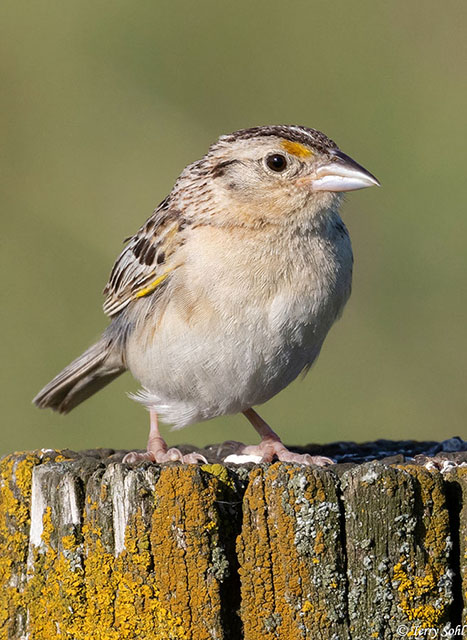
[242,408,283,457]
[123,410,207,464]
[146,410,168,458]
[223,407,333,466]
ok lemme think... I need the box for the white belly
[124,221,352,428]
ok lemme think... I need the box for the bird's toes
[123,447,206,464]
[276,452,334,466]
[161,447,184,462]
[310,454,335,466]
[223,441,334,466]
[123,450,156,464]
[160,447,207,464]
[181,451,208,464]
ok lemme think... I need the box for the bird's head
[189,125,380,228]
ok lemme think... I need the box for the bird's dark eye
[265,154,288,172]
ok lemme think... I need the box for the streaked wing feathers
[103,200,187,317]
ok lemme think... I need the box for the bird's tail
[33,338,125,414]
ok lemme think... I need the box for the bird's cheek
[293,175,321,197]
[291,177,322,202]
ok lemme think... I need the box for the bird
[34,125,380,465]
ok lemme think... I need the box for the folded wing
[103,198,189,317]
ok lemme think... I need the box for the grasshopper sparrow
[34,125,379,465]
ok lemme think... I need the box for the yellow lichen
[79,494,189,639]
[26,505,87,639]
[150,466,226,639]
[7,452,455,639]
[201,463,235,490]
[393,560,444,628]
[391,465,451,631]
[0,453,41,640]
[301,600,313,613]
[0,452,195,639]
[237,465,338,639]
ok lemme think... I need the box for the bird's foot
[223,438,334,466]
[123,447,207,465]
[123,413,208,464]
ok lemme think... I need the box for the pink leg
[224,408,333,466]
[123,410,207,464]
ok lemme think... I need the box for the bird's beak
[311,150,380,192]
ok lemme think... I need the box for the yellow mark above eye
[280,140,313,158]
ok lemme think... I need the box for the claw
[182,451,208,464]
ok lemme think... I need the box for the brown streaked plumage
[103,209,190,317]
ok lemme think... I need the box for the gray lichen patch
[443,465,467,625]
[342,461,454,639]
[237,463,349,639]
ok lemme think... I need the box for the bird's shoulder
[103,196,190,317]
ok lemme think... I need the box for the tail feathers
[33,339,125,414]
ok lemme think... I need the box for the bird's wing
[103,198,188,317]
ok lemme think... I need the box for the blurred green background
[2,0,466,455]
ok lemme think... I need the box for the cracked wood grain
[342,462,453,639]
[237,464,348,639]
[0,448,465,639]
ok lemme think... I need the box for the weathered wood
[342,462,452,638]
[237,465,348,639]
[0,445,466,639]
[445,465,467,626]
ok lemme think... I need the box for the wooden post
[1,446,466,639]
